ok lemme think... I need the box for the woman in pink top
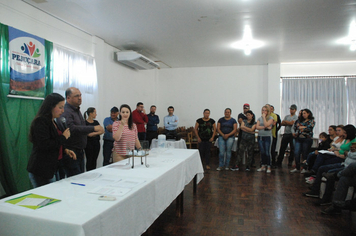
[112,104,142,162]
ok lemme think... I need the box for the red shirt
[132,109,148,133]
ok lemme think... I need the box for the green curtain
[0,23,53,196]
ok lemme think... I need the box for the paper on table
[88,186,131,196]
[16,198,47,206]
[5,193,60,210]
[110,179,146,188]
[318,150,336,155]
[91,178,122,186]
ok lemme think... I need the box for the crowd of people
[26,87,356,216]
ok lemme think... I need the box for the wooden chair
[186,132,192,149]
[187,131,199,149]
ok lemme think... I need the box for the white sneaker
[301,169,308,174]
[266,168,271,173]
[225,167,229,171]
[290,168,299,173]
[216,167,223,171]
[257,167,266,172]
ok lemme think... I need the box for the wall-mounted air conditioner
[115,50,160,70]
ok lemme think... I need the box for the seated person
[317,141,356,206]
[309,125,348,175]
[321,161,356,215]
[303,125,356,199]
[302,132,330,173]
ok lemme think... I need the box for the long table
[0,148,204,236]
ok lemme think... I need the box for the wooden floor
[143,151,356,236]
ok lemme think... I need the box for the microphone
[60,117,67,130]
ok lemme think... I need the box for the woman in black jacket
[27,93,76,188]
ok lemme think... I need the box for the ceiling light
[337,20,356,51]
[231,25,264,55]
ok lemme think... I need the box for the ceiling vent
[115,50,160,70]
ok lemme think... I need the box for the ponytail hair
[84,107,96,120]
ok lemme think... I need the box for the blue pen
[71,182,85,186]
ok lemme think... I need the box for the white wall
[157,65,269,127]
[281,61,356,76]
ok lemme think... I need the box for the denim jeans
[218,136,234,167]
[199,141,212,165]
[103,140,114,166]
[311,153,343,173]
[258,136,272,166]
[294,137,313,170]
[29,172,56,188]
[62,149,84,177]
[311,163,343,193]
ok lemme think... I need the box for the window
[280,76,355,136]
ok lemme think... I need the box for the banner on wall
[8,26,46,98]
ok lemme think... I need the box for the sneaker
[230,165,239,171]
[301,169,308,174]
[225,167,229,171]
[303,191,319,198]
[216,167,223,171]
[306,177,315,184]
[245,166,250,171]
[266,167,271,173]
[290,168,299,173]
[321,205,342,215]
[206,165,211,170]
[257,167,266,172]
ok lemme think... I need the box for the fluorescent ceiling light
[336,20,356,51]
[231,25,264,55]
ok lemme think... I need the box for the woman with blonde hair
[256,105,274,173]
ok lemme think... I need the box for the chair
[186,132,192,149]
[187,132,199,149]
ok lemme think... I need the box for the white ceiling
[23,0,356,68]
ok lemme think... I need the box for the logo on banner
[21,41,41,58]
[9,27,46,97]
[11,37,43,70]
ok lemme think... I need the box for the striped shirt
[112,121,138,156]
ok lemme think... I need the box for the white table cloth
[150,138,187,149]
[0,149,203,236]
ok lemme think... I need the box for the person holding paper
[112,104,142,162]
[27,93,76,188]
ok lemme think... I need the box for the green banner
[0,22,53,196]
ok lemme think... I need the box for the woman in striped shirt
[112,104,142,162]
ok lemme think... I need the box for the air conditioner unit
[115,50,160,70]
